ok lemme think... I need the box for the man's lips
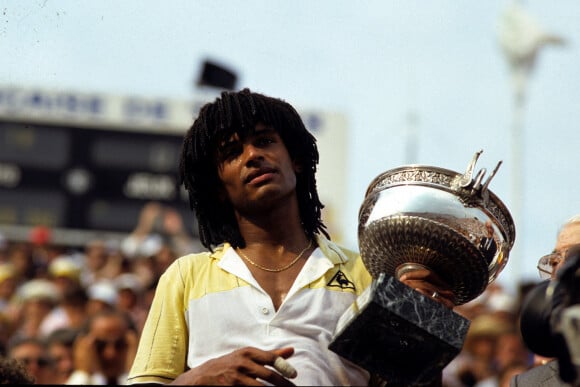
[244,167,277,184]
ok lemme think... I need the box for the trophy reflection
[329,150,516,386]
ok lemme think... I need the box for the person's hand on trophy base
[399,268,456,309]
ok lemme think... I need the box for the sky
[2,0,580,293]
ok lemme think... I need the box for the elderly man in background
[511,214,580,387]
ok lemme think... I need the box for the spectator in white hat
[8,279,60,340]
[48,256,82,296]
[86,280,118,318]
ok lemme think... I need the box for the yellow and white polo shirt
[127,235,372,386]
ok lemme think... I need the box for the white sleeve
[66,370,107,385]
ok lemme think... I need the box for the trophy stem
[395,263,430,279]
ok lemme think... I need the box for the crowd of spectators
[0,202,201,384]
[0,202,543,385]
[443,282,538,387]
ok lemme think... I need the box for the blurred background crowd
[0,201,203,384]
[0,200,544,386]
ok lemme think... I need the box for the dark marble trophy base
[329,273,470,386]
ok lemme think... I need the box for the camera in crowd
[520,244,580,385]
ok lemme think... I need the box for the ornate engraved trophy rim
[361,162,516,248]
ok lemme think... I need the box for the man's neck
[236,196,305,248]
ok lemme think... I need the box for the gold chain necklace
[237,240,313,272]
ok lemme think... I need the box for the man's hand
[72,333,100,374]
[170,346,297,386]
[399,268,455,309]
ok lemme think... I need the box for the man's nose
[243,143,264,165]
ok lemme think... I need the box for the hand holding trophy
[329,150,516,386]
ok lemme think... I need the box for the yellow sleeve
[127,258,190,385]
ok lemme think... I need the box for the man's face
[92,315,130,378]
[216,123,300,214]
[553,222,580,276]
[10,342,52,383]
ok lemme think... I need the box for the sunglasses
[537,250,567,280]
[94,337,128,352]
[16,356,51,367]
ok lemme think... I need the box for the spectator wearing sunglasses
[67,309,138,385]
[6,336,54,384]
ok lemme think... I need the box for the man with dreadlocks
[127,89,455,386]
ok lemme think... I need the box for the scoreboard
[0,85,209,246]
[0,85,349,247]
[0,121,187,229]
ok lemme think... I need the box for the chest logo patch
[327,270,355,290]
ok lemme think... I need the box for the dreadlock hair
[179,88,329,250]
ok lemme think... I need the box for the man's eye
[219,146,240,161]
[256,137,274,146]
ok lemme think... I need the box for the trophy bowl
[358,150,516,305]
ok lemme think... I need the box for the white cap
[49,256,82,280]
[114,273,144,294]
[486,291,517,313]
[88,280,118,306]
[17,279,60,303]
[120,234,163,259]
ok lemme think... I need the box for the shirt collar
[210,234,350,266]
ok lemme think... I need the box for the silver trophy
[329,150,516,386]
